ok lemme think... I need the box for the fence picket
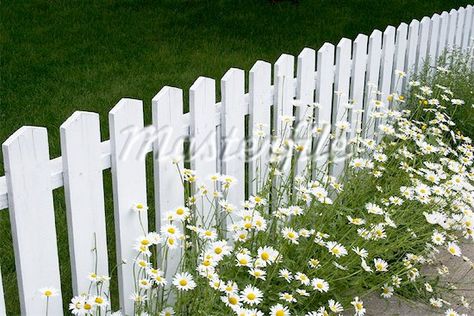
[392,23,408,94]
[295,48,316,176]
[462,5,473,50]
[274,54,295,136]
[429,14,441,67]
[417,17,431,70]
[60,112,109,296]
[331,38,352,178]
[438,12,449,58]
[249,61,272,194]
[380,26,396,115]
[363,30,382,139]
[313,43,335,176]
[152,87,185,289]
[455,7,466,48]
[447,9,458,50]
[109,98,148,314]
[405,20,420,81]
[350,34,368,140]
[2,127,63,315]
[221,68,246,227]
[190,77,217,226]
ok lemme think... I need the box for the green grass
[0,0,472,314]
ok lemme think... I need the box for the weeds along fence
[0,5,473,315]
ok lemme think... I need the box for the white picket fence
[0,5,473,315]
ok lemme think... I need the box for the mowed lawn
[0,0,471,313]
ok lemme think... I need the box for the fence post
[350,34,368,140]
[2,127,63,315]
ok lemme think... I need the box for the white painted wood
[438,11,449,58]
[417,17,431,70]
[295,48,316,176]
[60,111,109,296]
[109,98,148,314]
[152,86,185,292]
[331,38,352,178]
[447,9,458,50]
[0,267,5,316]
[190,77,217,226]
[462,5,473,50]
[274,54,295,181]
[349,34,368,140]
[221,68,245,228]
[455,7,466,48]
[274,54,295,136]
[428,14,441,67]
[380,26,396,109]
[313,43,335,176]
[392,23,408,94]
[363,30,382,139]
[248,61,272,194]
[405,20,420,81]
[2,127,63,315]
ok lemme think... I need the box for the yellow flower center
[228,296,238,305]
[141,239,150,246]
[276,311,285,316]
[167,227,176,234]
[95,297,103,304]
[179,279,188,287]
[44,290,52,297]
[244,223,252,229]
[261,252,270,261]
[214,247,223,254]
[288,232,295,238]
[239,258,248,265]
[176,208,184,215]
[84,303,92,310]
[317,283,323,289]
[246,293,256,300]
[204,231,212,236]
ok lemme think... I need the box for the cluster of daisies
[37,65,473,316]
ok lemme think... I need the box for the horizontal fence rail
[0,5,473,315]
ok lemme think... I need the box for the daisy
[236,253,253,267]
[160,307,175,316]
[432,231,446,245]
[39,287,59,298]
[249,268,266,280]
[294,272,310,285]
[131,202,148,213]
[138,278,152,289]
[347,216,365,225]
[92,296,108,309]
[374,258,388,272]
[282,227,299,244]
[161,224,180,237]
[279,292,296,303]
[240,285,263,306]
[270,304,290,316]
[279,269,293,282]
[199,229,218,241]
[381,284,394,298]
[311,278,329,292]
[172,272,196,291]
[447,242,461,256]
[328,299,344,313]
[351,297,366,316]
[172,206,190,220]
[257,246,279,266]
[325,241,348,258]
[221,294,241,308]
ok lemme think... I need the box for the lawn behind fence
[0,0,472,313]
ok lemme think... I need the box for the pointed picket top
[462,5,473,49]
[3,126,63,315]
